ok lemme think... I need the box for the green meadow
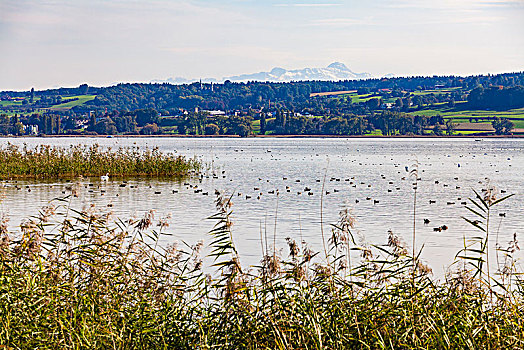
[49,94,97,110]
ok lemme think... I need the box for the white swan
[101,173,109,181]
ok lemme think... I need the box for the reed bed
[0,143,200,178]
[0,189,523,349]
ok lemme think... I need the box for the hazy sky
[1,0,523,90]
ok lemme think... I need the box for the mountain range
[153,62,374,84]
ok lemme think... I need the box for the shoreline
[1,134,523,139]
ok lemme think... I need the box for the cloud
[387,0,524,10]
[308,18,374,26]
[274,3,341,7]
[477,0,524,6]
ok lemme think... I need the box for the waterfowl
[101,173,109,181]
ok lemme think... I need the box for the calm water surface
[1,137,523,276]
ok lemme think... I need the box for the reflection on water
[1,137,523,276]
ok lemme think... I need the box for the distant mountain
[225,62,372,82]
[153,62,372,84]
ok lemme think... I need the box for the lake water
[1,137,523,277]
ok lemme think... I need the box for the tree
[445,119,456,136]
[140,123,160,135]
[348,116,366,135]
[89,113,96,130]
[195,111,209,134]
[260,113,267,135]
[93,117,117,135]
[8,115,23,135]
[177,124,187,135]
[205,123,219,135]
[42,114,50,134]
[286,116,307,135]
[492,117,514,135]
[323,117,348,135]
[134,109,159,127]
[79,84,89,95]
[366,98,381,110]
[433,124,443,136]
[275,109,282,130]
[11,122,24,136]
[413,95,424,109]
[56,116,61,134]
[43,114,56,134]
[396,114,414,135]
[227,116,253,137]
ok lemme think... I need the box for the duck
[101,173,109,181]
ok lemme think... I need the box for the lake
[1,137,523,277]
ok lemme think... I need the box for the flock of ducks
[0,145,515,238]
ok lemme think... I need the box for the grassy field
[0,100,23,107]
[252,119,261,133]
[410,87,463,96]
[310,90,357,97]
[411,103,524,118]
[314,88,464,105]
[49,94,96,110]
[1,94,95,111]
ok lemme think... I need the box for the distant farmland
[310,90,357,97]
[49,95,96,110]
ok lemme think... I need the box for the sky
[0,0,523,91]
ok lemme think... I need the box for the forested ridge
[1,72,524,137]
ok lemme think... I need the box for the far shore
[1,134,523,139]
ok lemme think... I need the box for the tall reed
[0,189,522,349]
[0,143,200,178]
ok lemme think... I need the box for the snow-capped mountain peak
[153,62,372,84]
[225,62,371,82]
